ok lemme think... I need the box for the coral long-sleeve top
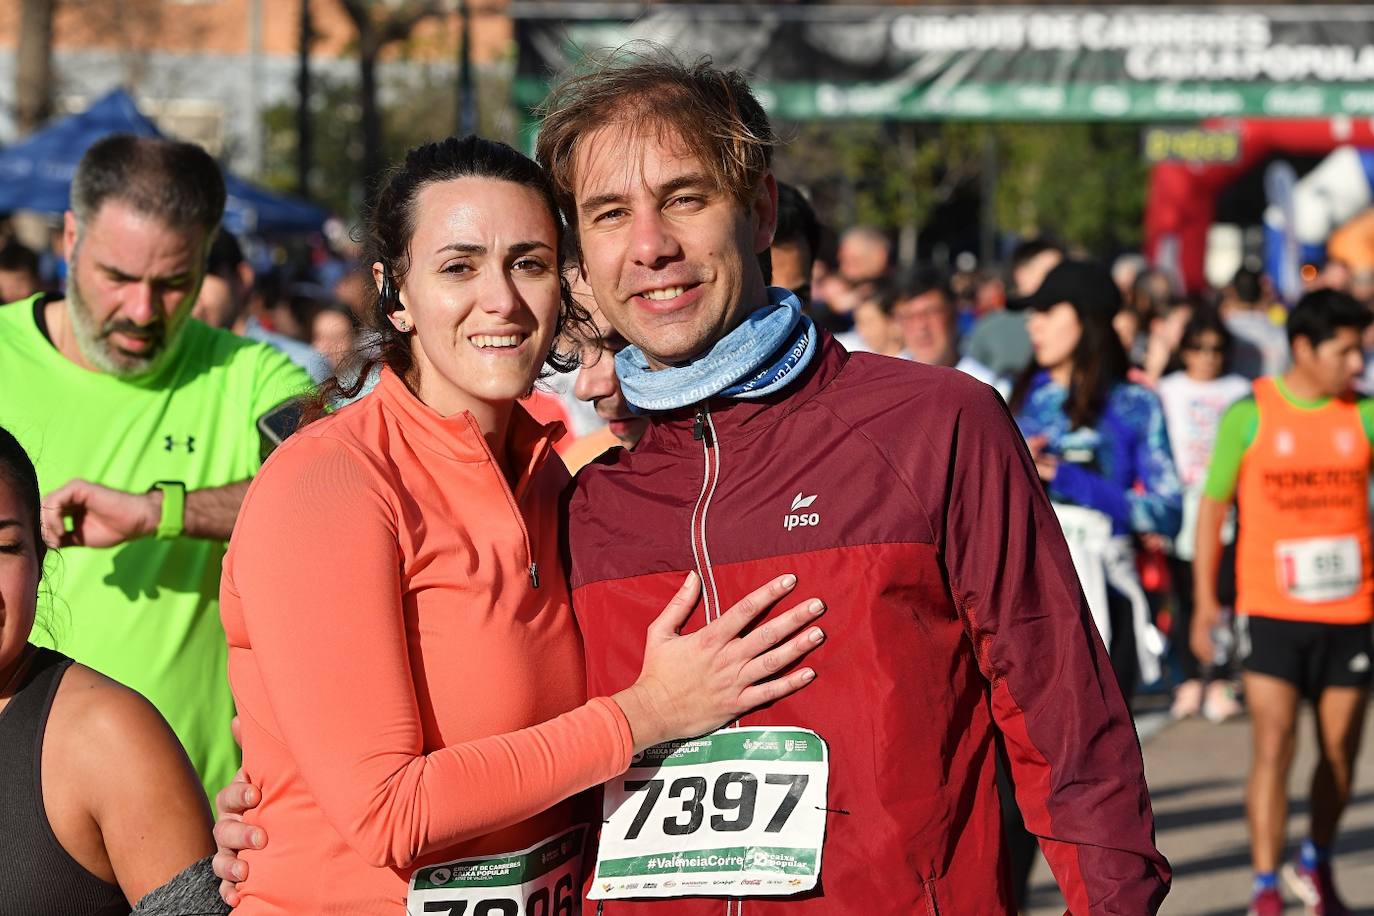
[220,367,633,914]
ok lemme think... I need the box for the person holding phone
[1011,259,1182,698]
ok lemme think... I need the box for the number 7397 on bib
[590,727,830,900]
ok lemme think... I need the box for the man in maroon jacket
[536,54,1169,915]
[213,52,1168,916]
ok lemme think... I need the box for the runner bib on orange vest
[1237,377,1373,623]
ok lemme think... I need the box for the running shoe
[1170,679,1204,719]
[1202,680,1244,723]
[1283,860,1351,915]
[1247,886,1283,916]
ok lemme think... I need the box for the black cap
[1011,259,1122,318]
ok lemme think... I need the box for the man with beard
[0,134,310,800]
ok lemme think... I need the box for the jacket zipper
[690,404,722,622]
[468,415,550,590]
[924,877,942,916]
[516,434,557,590]
[692,404,738,916]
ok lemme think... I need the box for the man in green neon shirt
[0,135,311,800]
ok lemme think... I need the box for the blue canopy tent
[0,90,326,235]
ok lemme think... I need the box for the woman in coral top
[217,137,824,913]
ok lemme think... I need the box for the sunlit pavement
[1028,699,1374,915]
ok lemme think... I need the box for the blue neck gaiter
[615,288,818,414]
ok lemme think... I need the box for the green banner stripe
[756,79,1374,121]
[635,731,826,768]
[596,846,818,878]
[413,828,584,890]
[515,74,1374,121]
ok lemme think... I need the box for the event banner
[513,5,1374,120]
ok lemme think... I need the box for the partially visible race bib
[407,825,585,916]
[1052,503,1114,644]
[1277,536,1362,603]
[1053,502,1166,682]
[590,727,829,900]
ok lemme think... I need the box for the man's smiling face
[571,122,776,369]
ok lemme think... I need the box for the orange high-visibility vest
[1237,377,1373,623]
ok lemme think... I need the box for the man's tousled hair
[1287,288,1373,349]
[71,134,225,234]
[535,46,774,232]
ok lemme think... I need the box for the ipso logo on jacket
[784,493,820,531]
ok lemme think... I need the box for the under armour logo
[164,435,196,453]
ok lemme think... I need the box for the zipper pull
[692,405,713,444]
[529,562,540,589]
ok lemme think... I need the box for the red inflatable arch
[1144,118,1374,294]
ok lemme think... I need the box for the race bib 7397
[590,727,829,900]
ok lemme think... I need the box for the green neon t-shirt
[0,296,311,799]
[1202,377,1374,503]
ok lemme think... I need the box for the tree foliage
[991,122,1146,251]
[774,119,1147,257]
[333,0,447,199]
[261,62,517,220]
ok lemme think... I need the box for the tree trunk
[16,0,57,136]
[358,33,383,202]
[336,0,444,204]
[297,0,313,198]
[456,0,476,137]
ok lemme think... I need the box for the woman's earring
[395,319,411,332]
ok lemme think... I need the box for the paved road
[1028,701,1374,915]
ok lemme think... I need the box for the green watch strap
[151,481,186,540]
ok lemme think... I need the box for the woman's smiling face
[382,176,563,417]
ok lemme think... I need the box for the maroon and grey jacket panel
[567,336,1170,915]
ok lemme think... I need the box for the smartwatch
[149,481,186,540]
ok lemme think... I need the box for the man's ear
[1291,334,1312,364]
[62,210,79,262]
[751,172,779,255]
[237,260,255,293]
